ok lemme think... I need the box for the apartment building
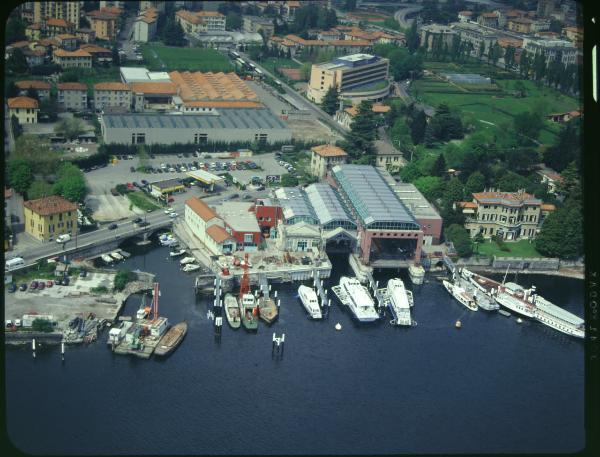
[307,53,390,104]
[175,10,225,33]
[57,82,88,111]
[522,37,577,65]
[419,24,457,51]
[33,1,80,29]
[310,144,348,179]
[45,18,76,36]
[53,49,92,68]
[456,190,555,240]
[450,22,498,56]
[242,16,275,38]
[477,12,499,29]
[133,8,158,42]
[15,80,51,101]
[23,195,77,242]
[55,33,78,51]
[87,9,120,41]
[93,82,132,111]
[7,97,39,124]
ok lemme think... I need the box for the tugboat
[238,254,258,332]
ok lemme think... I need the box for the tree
[226,11,242,30]
[535,198,583,259]
[556,161,579,197]
[464,171,485,195]
[32,318,54,333]
[514,80,527,97]
[162,18,186,47]
[343,0,357,11]
[544,119,581,172]
[52,163,88,203]
[280,174,299,187]
[10,114,23,139]
[55,118,85,140]
[413,176,445,202]
[112,44,120,66]
[6,80,19,98]
[5,16,26,44]
[504,45,516,69]
[8,159,33,195]
[473,232,485,254]
[13,135,59,174]
[513,111,544,146]
[430,153,447,177]
[388,48,423,81]
[497,171,530,192]
[409,109,427,145]
[27,179,54,200]
[520,52,531,79]
[321,86,340,115]
[424,104,464,145]
[445,223,473,258]
[444,177,464,203]
[26,88,39,101]
[549,19,563,33]
[478,41,485,59]
[347,100,377,159]
[6,48,28,75]
[114,269,138,291]
[39,97,59,123]
[299,62,312,80]
[406,20,420,53]
[59,70,80,82]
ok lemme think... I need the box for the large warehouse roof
[331,164,420,229]
[102,109,289,130]
[274,187,318,224]
[305,183,356,229]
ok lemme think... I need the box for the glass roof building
[331,164,421,231]
[305,183,356,231]
[273,187,318,225]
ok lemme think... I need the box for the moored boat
[182,264,200,273]
[386,278,414,326]
[298,285,322,319]
[442,279,477,311]
[180,256,196,265]
[224,294,241,329]
[110,251,123,261]
[101,254,113,264]
[258,296,278,324]
[408,264,425,285]
[336,276,379,322]
[169,249,186,257]
[154,322,187,357]
[240,293,258,332]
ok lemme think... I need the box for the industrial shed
[100,108,292,145]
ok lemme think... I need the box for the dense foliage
[114,269,138,292]
[445,224,473,258]
[321,86,340,115]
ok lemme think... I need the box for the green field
[260,57,300,74]
[410,75,579,146]
[476,239,542,258]
[126,192,161,212]
[141,44,233,72]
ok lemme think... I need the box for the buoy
[455,320,462,329]
[516,317,523,324]
[335,323,342,331]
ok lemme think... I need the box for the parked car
[133,217,143,224]
[30,280,39,290]
[141,179,148,185]
[169,212,178,218]
[19,283,27,291]
[127,155,134,160]
[46,280,54,287]
[55,278,62,286]
[62,277,70,286]
[79,270,87,278]
[38,282,45,290]
[108,223,118,230]
[8,283,16,293]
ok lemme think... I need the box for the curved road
[393,0,504,28]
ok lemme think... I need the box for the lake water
[5,244,585,455]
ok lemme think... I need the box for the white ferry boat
[386,278,414,326]
[494,282,536,318]
[101,254,113,264]
[442,280,477,311]
[333,276,379,322]
[298,285,322,319]
[533,295,585,338]
[408,264,425,285]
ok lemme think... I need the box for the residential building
[341,27,405,46]
[450,22,498,56]
[131,81,178,112]
[242,16,275,38]
[175,10,225,33]
[375,148,404,173]
[15,80,51,101]
[215,202,262,251]
[25,23,43,41]
[34,1,80,29]
[140,1,166,12]
[564,26,583,47]
[531,18,551,32]
[419,24,457,51]
[7,97,39,124]
[282,0,300,22]
[546,109,581,123]
[80,44,113,65]
[18,2,35,23]
[330,164,423,264]
[100,109,292,145]
[537,170,564,194]
[537,0,557,17]
[44,17,76,36]
[268,34,372,57]
[57,82,88,111]
[335,103,390,130]
[22,47,47,67]
[149,179,185,198]
[522,37,577,65]
[87,9,119,41]
[507,17,534,33]
[55,33,78,51]
[93,82,132,111]
[53,48,92,68]
[455,190,554,240]
[477,12,499,29]
[307,53,390,104]
[23,195,77,242]
[75,28,96,43]
[185,197,236,255]
[458,11,473,22]
[310,144,348,179]
[133,8,158,42]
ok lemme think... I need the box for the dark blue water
[5,245,585,455]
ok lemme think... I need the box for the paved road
[240,52,348,137]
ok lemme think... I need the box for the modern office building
[100,109,292,145]
[307,53,390,104]
[330,164,423,265]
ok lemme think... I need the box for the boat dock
[365,270,387,314]
[311,269,331,316]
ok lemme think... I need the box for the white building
[184,197,236,255]
[133,8,158,42]
[276,222,322,252]
[522,37,577,65]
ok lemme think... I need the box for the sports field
[141,44,233,72]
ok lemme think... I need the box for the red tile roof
[94,82,130,91]
[131,82,178,95]
[57,82,87,91]
[206,225,234,243]
[186,197,218,222]
[24,195,77,216]
[311,144,347,157]
[8,96,39,109]
[16,80,51,90]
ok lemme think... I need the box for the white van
[5,257,25,272]
[56,234,71,243]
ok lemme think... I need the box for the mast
[239,253,250,300]
[152,282,159,322]
[502,264,510,285]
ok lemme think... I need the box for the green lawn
[410,74,580,146]
[141,44,233,72]
[476,239,542,258]
[260,57,300,74]
[126,192,161,212]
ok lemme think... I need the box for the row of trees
[373,44,424,81]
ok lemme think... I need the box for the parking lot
[84,151,295,220]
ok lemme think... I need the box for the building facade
[307,53,390,104]
[34,1,80,29]
[456,190,554,240]
[419,24,457,51]
[522,37,577,65]
[242,16,275,38]
[23,195,77,242]
[15,80,51,101]
[57,82,88,111]
[94,82,132,111]
[7,97,39,124]
[53,49,92,68]
[310,144,348,179]
[450,22,498,56]
[133,8,158,42]
[216,202,262,251]
[184,197,236,255]
[87,10,119,41]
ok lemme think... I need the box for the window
[244,234,253,243]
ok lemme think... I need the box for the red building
[253,198,283,234]
[216,201,262,251]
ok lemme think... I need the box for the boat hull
[258,297,278,324]
[154,322,187,357]
[224,294,241,329]
[442,280,477,311]
[298,285,322,319]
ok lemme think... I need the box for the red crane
[239,253,250,301]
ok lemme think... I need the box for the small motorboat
[182,264,200,273]
[180,256,196,265]
[169,249,186,257]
